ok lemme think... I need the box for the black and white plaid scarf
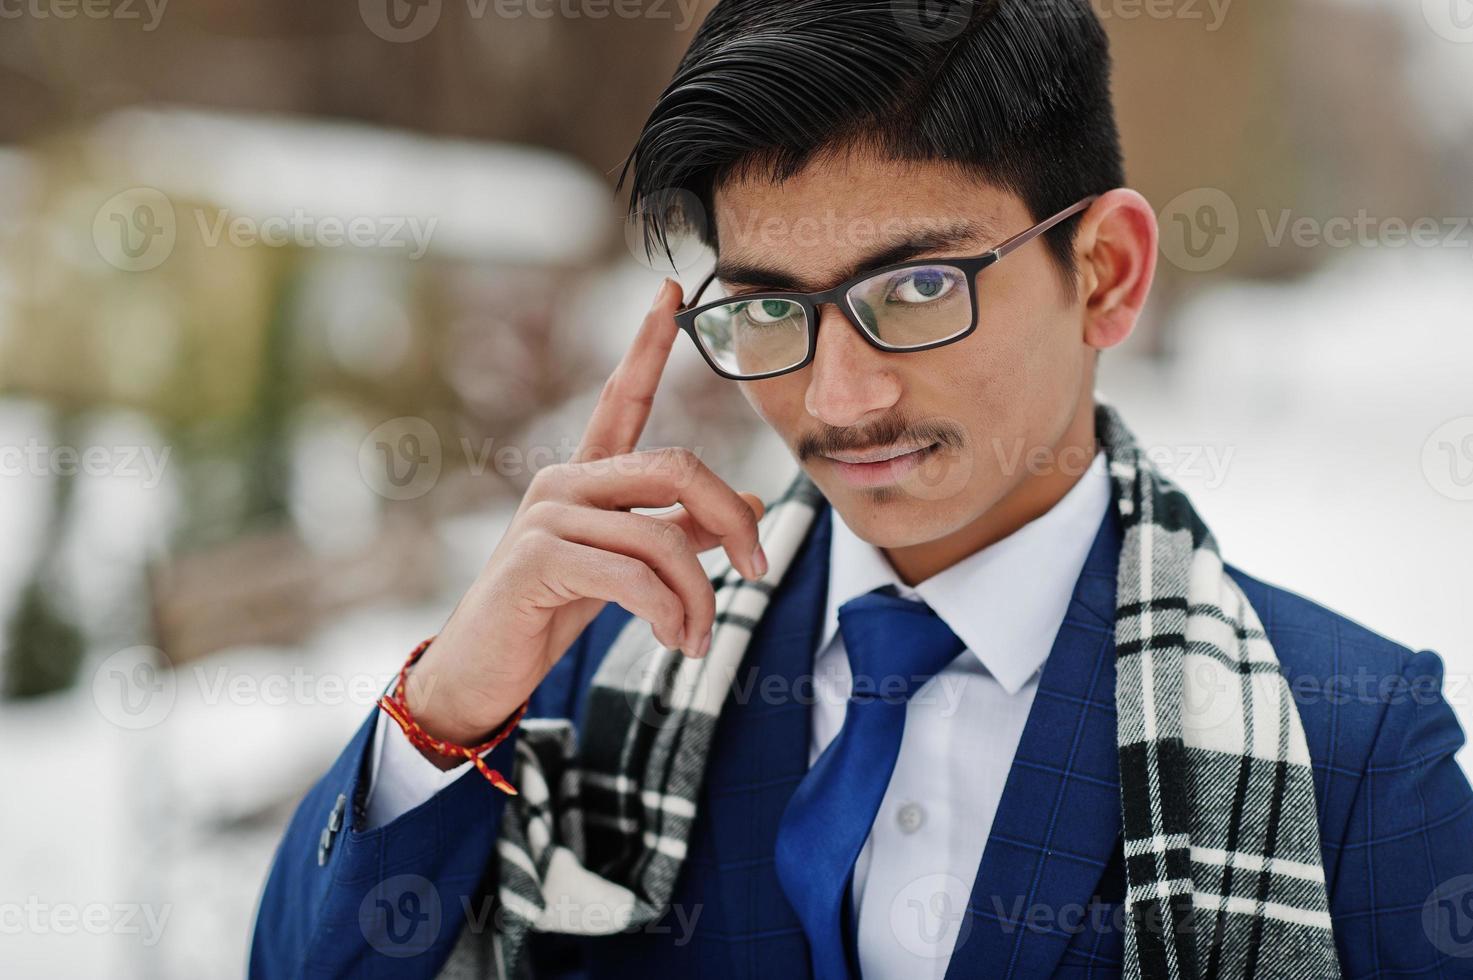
[440,401,1340,979]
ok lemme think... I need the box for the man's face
[714,149,1096,550]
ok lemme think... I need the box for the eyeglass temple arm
[679,270,719,313]
[991,195,1101,261]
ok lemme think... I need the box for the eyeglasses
[673,195,1099,381]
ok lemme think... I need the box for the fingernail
[697,631,712,658]
[673,626,685,650]
[655,278,672,306]
[751,545,768,579]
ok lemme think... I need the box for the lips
[822,442,940,488]
[825,442,934,465]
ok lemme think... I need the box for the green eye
[745,299,799,325]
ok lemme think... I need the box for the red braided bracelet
[377,636,528,795]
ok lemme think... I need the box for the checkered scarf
[439,401,1339,979]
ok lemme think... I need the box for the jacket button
[318,793,348,866]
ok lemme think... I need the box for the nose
[803,303,902,428]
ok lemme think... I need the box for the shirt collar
[821,449,1111,695]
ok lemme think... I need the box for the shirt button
[896,802,925,834]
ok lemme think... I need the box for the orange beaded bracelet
[377,636,528,795]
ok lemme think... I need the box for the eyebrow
[711,219,999,293]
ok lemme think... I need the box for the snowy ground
[1,249,1470,977]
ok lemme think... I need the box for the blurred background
[0,0,1470,975]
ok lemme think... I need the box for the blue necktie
[775,588,967,980]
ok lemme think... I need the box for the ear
[1073,189,1158,352]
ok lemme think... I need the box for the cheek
[738,375,806,435]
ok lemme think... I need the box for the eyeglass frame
[672,194,1100,381]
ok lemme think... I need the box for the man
[252,1,1473,977]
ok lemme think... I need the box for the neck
[883,396,1099,586]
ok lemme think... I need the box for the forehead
[710,150,1021,259]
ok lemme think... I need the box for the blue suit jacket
[252,500,1473,978]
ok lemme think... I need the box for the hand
[402,278,767,759]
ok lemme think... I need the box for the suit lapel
[944,502,1124,980]
[699,505,832,980]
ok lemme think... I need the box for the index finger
[574,277,684,463]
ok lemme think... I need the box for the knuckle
[607,553,646,588]
[652,446,698,473]
[522,498,564,529]
[653,519,689,553]
[528,461,569,497]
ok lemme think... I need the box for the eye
[886,267,958,305]
[741,298,799,325]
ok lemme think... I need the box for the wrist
[379,637,526,792]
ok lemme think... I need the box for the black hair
[617,0,1124,285]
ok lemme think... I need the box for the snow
[2,247,1470,976]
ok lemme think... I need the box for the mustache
[795,412,966,462]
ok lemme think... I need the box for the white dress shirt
[366,450,1111,979]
